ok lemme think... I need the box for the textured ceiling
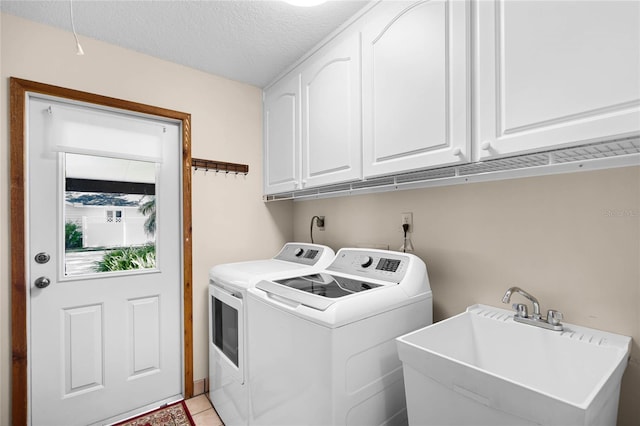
[0,0,369,87]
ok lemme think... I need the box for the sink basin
[396,304,631,426]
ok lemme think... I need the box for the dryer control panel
[274,243,331,266]
[327,249,410,283]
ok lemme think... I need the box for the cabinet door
[263,73,300,194]
[301,32,362,189]
[475,0,640,160]
[362,0,470,178]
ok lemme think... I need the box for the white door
[27,96,183,425]
[263,73,301,195]
[301,31,362,188]
[362,0,470,177]
[475,0,640,160]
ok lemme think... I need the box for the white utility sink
[396,304,631,426]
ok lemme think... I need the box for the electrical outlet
[401,212,412,231]
[316,216,325,230]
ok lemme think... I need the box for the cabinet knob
[452,148,462,156]
[301,180,307,188]
[481,142,492,151]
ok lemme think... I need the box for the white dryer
[247,248,433,426]
[208,243,334,426]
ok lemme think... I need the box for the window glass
[212,296,239,367]
[64,153,157,277]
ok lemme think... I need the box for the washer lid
[277,273,383,297]
[256,273,389,311]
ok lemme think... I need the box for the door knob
[34,276,51,289]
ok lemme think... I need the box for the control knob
[294,248,304,257]
[360,256,373,268]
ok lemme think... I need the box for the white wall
[0,13,293,424]
[292,166,640,426]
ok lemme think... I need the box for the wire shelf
[264,136,640,202]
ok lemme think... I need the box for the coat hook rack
[191,158,249,176]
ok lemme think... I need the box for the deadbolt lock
[34,252,50,264]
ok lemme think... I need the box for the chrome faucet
[502,286,563,331]
[502,286,541,319]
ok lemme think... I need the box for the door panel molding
[128,296,161,377]
[62,304,104,396]
[9,77,193,425]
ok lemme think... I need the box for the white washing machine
[208,243,335,426]
[247,248,433,426]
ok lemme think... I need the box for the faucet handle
[512,303,528,318]
[547,309,564,326]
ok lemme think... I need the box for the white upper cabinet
[264,0,639,196]
[362,0,470,178]
[300,32,362,189]
[263,73,301,194]
[475,0,640,161]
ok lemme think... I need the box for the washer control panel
[328,249,410,282]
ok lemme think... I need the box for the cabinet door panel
[263,75,300,194]
[307,60,352,176]
[363,0,470,178]
[476,0,640,160]
[301,32,362,188]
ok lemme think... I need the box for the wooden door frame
[9,77,194,425]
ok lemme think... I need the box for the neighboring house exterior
[66,199,153,248]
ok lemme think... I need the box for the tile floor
[185,394,224,426]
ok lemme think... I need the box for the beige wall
[0,13,293,424]
[293,166,640,426]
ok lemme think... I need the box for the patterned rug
[114,401,195,426]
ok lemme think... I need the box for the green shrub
[65,222,83,249]
[94,244,156,272]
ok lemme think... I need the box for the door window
[64,153,157,277]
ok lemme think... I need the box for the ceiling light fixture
[69,0,85,55]
[284,0,328,7]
